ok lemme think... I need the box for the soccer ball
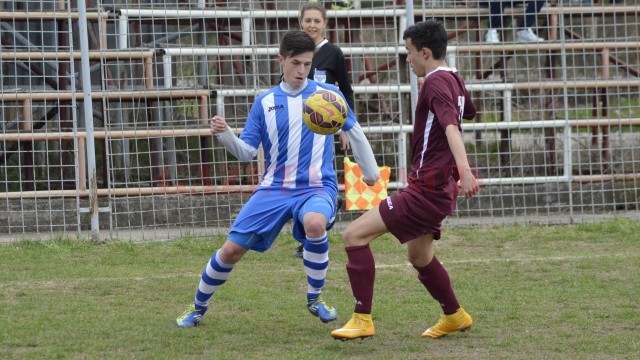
[302,89,348,135]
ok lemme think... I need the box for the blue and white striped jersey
[238,80,356,197]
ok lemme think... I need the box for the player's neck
[425,60,448,74]
[280,77,308,95]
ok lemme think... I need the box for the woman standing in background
[301,2,355,112]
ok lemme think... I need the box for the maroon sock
[345,244,375,314]
[414,256,460,315]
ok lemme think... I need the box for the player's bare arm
[445,124,479,198]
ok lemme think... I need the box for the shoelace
[309,297,332,309]
[179,305,199,318]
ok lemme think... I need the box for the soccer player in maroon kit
[331,19,480,340]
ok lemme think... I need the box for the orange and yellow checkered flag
[344,157,391,211]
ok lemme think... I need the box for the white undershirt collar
[279,78,308,95]
[316,39,329,49]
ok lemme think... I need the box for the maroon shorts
[379,185,455,243]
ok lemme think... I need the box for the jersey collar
[316,39,329,49]
[425,66,457,79]
[279,78,308,95]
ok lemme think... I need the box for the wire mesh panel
[100,0,410,239]
[416,0,640,224]
[0,1,91,234]
[0,0,638,239]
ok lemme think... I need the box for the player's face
[301,9,327,44]
[405,38,427,77]
[279,51,314,88]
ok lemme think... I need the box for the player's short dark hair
[280,30,316,58]
[402,19,448,60]
[300,2,327,21]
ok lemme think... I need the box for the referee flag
[344,157,391,211]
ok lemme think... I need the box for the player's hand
[339,132,350,151]
[210,115,228,135]
[458,168,479,198]
[417,76,425,91]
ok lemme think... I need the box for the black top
[308,40,355,110]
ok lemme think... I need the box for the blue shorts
[228,188,336,252]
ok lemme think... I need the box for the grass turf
[0,218,638,359]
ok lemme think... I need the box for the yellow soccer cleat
[331,313,375,340]
[422,307,473,339]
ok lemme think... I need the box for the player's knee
[218,244,244,264]
[342,226,364,247]
[407,255,423,268]
[304,219,326,238]
[407,252,433,268]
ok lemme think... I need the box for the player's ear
[422,47,432,60]
[277,54,284,65]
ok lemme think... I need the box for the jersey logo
[268,104,284,112]
[457,96,465,123]
[386,197,394,210]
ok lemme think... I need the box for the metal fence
[1,0,638,240]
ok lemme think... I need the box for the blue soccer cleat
[176,304,206,328]
[308,296,338,323]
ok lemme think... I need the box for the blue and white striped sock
[303,232,329,302]
[194,249,234,311]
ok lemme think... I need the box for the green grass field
[1,218,638,359]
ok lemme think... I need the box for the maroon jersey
[379,67,476,243]
[409,67,476,197]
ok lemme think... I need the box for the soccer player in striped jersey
[176,30,380,328]
[331,19,480,340]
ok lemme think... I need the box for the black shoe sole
[332,335,374,341]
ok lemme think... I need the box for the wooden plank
[0,11,107,20]
[0,89,211,102]
[0,50,154,61]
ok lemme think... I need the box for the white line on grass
[0,253,635,289]
[375,253,632,269]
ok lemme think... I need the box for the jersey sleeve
[238,99,265,148]
[340,92,357,132]
[462,88,477,121]
[344,122,380,183]
[426,75,463,129]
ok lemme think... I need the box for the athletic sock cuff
[413,255,439,273]
[214,249,234,268]
[306,233,328,243]
[346,244,370,253]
